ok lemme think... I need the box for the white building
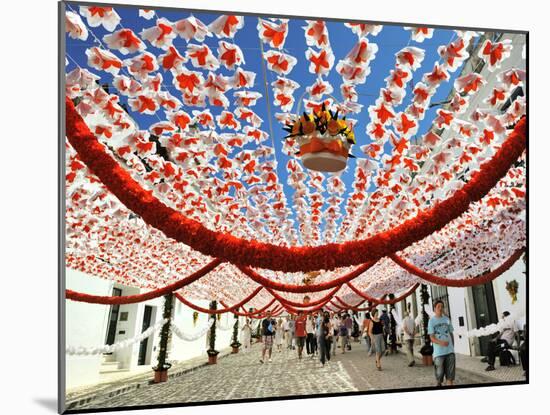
[65,267,237,389]
[374,31,527,357]
[64,32,526,390]
[381,255,526,357]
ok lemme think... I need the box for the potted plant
[230,314,241,353]
[207,301,219,364]
[207,349,219,365]
[254,314,262,343]
[153,362,172,383]
[153,294,174,383]
[420,285,433,366]
[388,294,398,354]
[420,344,434,366]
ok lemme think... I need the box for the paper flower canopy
[63,6,527,309]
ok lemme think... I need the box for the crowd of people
[237,301,526,386]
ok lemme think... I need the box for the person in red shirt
[294,311,307,360]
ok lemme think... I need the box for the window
[431,285,451,319]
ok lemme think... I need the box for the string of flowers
[170,319,214,342]
[66,318,168,355]
[467,312,524,338]
[216,318,234,331]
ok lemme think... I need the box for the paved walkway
[67,340,525,411]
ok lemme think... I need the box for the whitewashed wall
[446,287,471,355]
[65,268,112,389]
[110,286,164,370]
[170,299,236,362]
[492,258,526,327]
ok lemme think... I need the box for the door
[472,282,498,355]
[138,306,153,365]
[105,288,122,346]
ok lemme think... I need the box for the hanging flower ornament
[283,103,356,172]
[505,279,519,304]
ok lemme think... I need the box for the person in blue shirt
[260,310,276,364]
[428,300,455,386]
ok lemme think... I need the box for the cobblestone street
[76,341,523,411]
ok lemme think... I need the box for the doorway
[471,282,498,355]
[138,305,153,365]
[105,288,122,346]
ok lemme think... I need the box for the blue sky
[65,3,480,241]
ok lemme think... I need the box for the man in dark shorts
[294,311,307,360]
[260,310,276,364]
[428,300,455,386]
[380,309,390,353]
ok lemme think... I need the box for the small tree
[254,316,262,340]
[154,294,174,375]
[388,294,398,353]
[231,313,241,349]
[207,301,219,357]
[419,284,433,356]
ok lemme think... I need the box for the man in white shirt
[402,309,416,367]
[485,311,516,371]
[282,317,291,349]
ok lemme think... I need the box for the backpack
[499,349,516,366]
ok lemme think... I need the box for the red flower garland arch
[345,283,419,305]
[237,262,376,293]
[174,286,263,314]
[65,259,222,304]
[220,298,278,317]
[389,249,524,287]
[264,286,341,308]
[65,97,527,273]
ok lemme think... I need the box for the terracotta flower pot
[231,346,240,354]
[208,354,218,365]
[153,370,168,383]
[422,354,433,366]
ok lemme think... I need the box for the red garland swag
[65,259,222,304]
[174,286,264,314]
[389,249,524,287]
[65,97,526,273]
[345,282,420,305]
[65,250,523,306]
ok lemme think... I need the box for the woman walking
[241,318,252,353]
[319,311,332,366]
[331,313,340,355]
[362,312,373,356]
[369,309,386,370]
[306,314,317,357]
[339,315,349,354]
[275,317,284,352]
